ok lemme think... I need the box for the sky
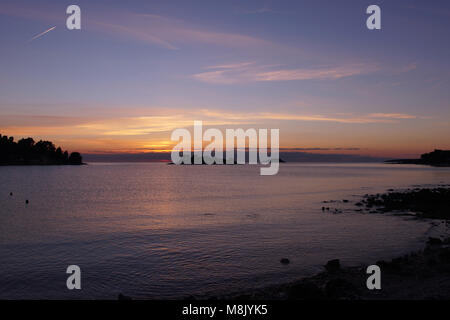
[0,0,449,158]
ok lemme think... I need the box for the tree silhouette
[0,134,83,165]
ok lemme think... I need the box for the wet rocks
[118,293,132,300]
[360,187,450,219]
[428,237,443,246]
[287,282,324,300]
[325,259,341,272]
[325,278,358,299]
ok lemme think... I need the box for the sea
[1,162,449,299]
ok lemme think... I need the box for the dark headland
[386,149,450,167]
[0,134,83,165]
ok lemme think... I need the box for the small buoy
[25,200,29,204]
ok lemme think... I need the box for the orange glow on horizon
[1,109,449,158]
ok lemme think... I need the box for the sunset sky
[1,0,449,158]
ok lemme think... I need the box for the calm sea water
[1,162,449,299]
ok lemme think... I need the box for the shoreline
[179,186,450,301]
[208,236,450,300]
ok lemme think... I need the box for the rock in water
[118,293,132,300]
[427,237,443,246]
[280,258,290,265]
[325,259,341,272]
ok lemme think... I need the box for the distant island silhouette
[0,134,83,165]
[168,153,286,165]
[385,149,450,167]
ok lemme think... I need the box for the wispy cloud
[281,147,361,151]
[256,65,376,81]
[200,110,417,124]
[397,63,417,73]
[240,4,273,14]
[1,3,274,50]
[93,21,178,50]
[92,13,273,50]
[193,62,379,84]
[368,113,416,119]
[205,62,256,70]
[2,109,417,137]
[1,108,419,153]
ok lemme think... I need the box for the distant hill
[386,149,450,167]
[0,134,83,165]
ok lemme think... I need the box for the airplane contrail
[29,26,56,42]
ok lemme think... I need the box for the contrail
[29,26,56,42]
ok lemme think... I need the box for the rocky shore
[205,187,450,300]
[214,237,450,300]
[356,187,450,219]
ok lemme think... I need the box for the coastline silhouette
[386,149,450,167]
[0,134,83,165]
